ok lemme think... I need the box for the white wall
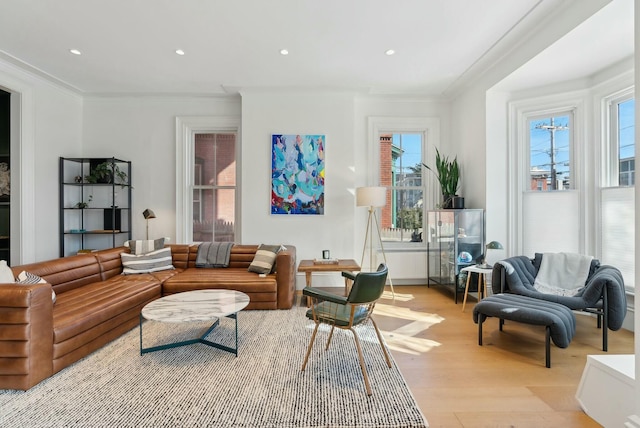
[0,59,83,263]
[240,91,356,287]
[82,96,241,243]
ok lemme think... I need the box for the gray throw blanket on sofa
[196,242,234,268]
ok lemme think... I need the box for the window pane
[192,188,235,242]
[193,133,236,243]
[618,99,635,186]
[195,133,236,186]
[380,189,424,243]
[529,115,571,191]
[379,133,424,243]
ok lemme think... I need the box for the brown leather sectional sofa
[0,243,296,390]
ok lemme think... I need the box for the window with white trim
[175,116,240,244]
[191,133,237,243]
[601,89,634,289]
[528,113,572,191]
[368,116,439,251]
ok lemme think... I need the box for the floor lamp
[356,186,394,298]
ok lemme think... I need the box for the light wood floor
[369,285,634,428]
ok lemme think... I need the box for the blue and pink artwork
[271,134,325,215]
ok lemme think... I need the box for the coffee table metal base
[139,313,240,356]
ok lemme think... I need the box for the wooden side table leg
[462,272,472,312]
[305,272,312,287]
[305,272,312,307]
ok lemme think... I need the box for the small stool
[473,294,576,368]
[460,265,493,312]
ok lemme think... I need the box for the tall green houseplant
[422,148,460,208]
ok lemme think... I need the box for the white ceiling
[0,0,633,96]
[497,0,634,91]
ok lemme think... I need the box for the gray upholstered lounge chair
[491,253,626,351]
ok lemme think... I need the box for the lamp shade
[356,186,386,207]
[142,209,156,220]
[486,241,503,250]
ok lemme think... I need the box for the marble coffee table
[139,289,250,356]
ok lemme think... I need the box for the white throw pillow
[0,260,13,283]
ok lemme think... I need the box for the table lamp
[143,208,156,239]
[478,240,503,269]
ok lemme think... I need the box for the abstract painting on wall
[271,134,325,215]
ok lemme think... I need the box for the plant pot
[442,195,464,209]
[452,196,465,209]
[442,195,454,209]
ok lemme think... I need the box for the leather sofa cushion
[163,268,277,295]
[53,274,161,344]
[11,253,102,295]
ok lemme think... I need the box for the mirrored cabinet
[426,209,485,303]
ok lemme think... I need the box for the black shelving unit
[59,157,132,257]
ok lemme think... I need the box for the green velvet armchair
[301,263,391,396]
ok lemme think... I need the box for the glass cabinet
[426,209,484,303]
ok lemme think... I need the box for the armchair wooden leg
[325,325,336,350]
[301,322,320,371]
[349,328,372,396]
[370,317,392,368]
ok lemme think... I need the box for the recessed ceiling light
[69,49,82,55]
[280,49,289,55]
[175,49,185,56]
[385,49,395,56]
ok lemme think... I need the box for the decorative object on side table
[477,240,503,268]
[143,208,156,239]
[422,147,462,209]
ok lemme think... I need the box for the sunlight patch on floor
[380,290,413,301]
[382,330,441,355]
[375,303,445,323]
[373,303,445,355]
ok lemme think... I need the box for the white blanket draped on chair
[533,252,593,297]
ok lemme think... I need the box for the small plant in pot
[422,148,462,209]
[85,161,129,187]
[74,194,93,209]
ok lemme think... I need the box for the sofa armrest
[0,282,53,390]
[275,245,296,309]
[582,265,627,330]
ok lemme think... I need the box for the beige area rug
[0,306,428,427]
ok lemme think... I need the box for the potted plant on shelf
[85,160,129,187]
[74,195,93,209]
[422,148,462,209]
